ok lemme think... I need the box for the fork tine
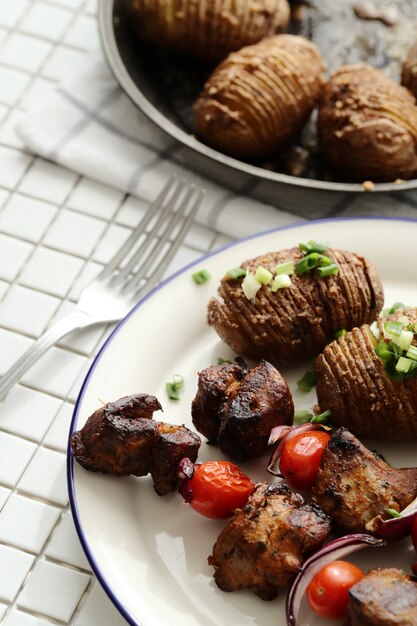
[110,178,187,287]
[128,187,204,299]
[98,175,178,280]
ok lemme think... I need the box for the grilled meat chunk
[208,247,383,367]
[311,428,417,534]
[71,394,201,495]
[209,482,331,600]
[192,360,294,461]
[316,313,417,438]
[346,568,417,626]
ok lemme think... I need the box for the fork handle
[0,309,92,403]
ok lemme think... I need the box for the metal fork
[0,177,204,402]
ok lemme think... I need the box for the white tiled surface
[0,1,218,624]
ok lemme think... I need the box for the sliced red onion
[267,423,331,477]
[177,458,197,503]
[286,533,385,626]
[366,495,417,541]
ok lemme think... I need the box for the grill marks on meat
[346,568,417,626]
[71,393,201,495]
[311,428,417,533]
[192,360,294,461]
[208,482,331,600]
[316,320,417,438]
[208,247,383,367]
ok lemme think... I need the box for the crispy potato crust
[318,63,417,182]
[194,34,324,159]
[130,0,290,64]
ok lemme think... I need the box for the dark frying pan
[98,0,417,217]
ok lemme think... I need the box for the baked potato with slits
[318,64,417,182]
[194,35,324,160]
[402,41,417,99]
[315,308,417,439]
[208,246,383,367]
[130,0,290,65]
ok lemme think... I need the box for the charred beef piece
[192,360,294,461]
[71,394,201,495]
[209,482,331,600]
[346,568,417,626]
[316,314,417,438]
[311,428,417,534]
[208,247,383,367]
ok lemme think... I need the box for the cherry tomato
[279,430,331,491]
[412,516,417,552]
[306,560,364,620]
[185,461,254,519]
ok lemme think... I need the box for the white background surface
[0,1,226,624]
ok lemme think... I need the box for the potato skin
[194,35,324,160]
[208,247,384,367]
[130,0,290,65]
[402,41,417,99]
[318,64,417,182]
[315,321,417,439]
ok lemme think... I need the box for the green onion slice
[317,255,334,267]
[406,345,417,362]
[255,265,273,285]
[297,371,316,392]
[335,329,347,339]
[375,340,392,362]
[166,374,184,401]
[396,356,414,373]
[294,410,314,422]
[227,267,247,280]
[271,274,292,292]
[310,409,332,424]
[275,261,294,276]
[295,253,321,275]
[299,240,329,254]
[192,269,211,284]
[386,508,402,518]
[384,321,403,337]
[316,263,339,278]
[217,357,232,365]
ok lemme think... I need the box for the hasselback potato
[402,41,417,99]
[194,35,324,160]
[130,0,290,64]
[315,308,417,438]
[318,64,417,182]
[208,246,384,367]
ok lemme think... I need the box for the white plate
[68,217,417,626]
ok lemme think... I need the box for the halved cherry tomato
[279,430,331,491]
[306,560,364,620]
[184,461,254,519]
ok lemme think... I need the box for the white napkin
[17,54,417,239]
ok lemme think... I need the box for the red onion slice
[366,494,417,541]
[286,533,385,626]
[267,423,331,476]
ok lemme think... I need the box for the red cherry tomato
[279,430,331,491]
[412,516,417,552]
[185,461,254,519]
[306,560,364,620]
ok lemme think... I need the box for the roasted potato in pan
[130,0,290,65]
[315,308,417,439]
[402,40,417,99]
[194,35,324,160]
[208,246,383,367]
[318,64,417,182]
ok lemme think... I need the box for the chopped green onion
[375,340,393,362]
[297,371,316,392]
[295,253,321,275]
[396,356,414,373]
[242,272,262,300]
[192,269,211,284]
[271,274,292,292]
[317,255,334,267]
[294,410,314,423]
[316,263,339,278]
[309,409,332,424]
[384,321,404,337]
[166,374,184,401]
[255,265,273,285]
[335,329,347,339]
[386,508,401,518]
[389,302,406,315]
[391,329,414,352]
[227,267,247,280]
[406,345,417,361]
[217,357,232,365]
[299,240,329,254]
[275,261,294,276]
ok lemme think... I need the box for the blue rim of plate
[67,214,417,626]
